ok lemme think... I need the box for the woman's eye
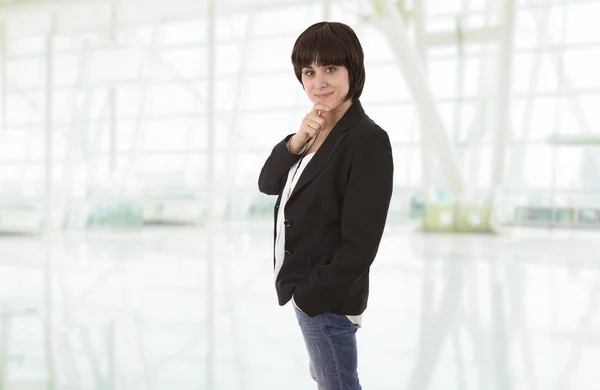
[326,67,336,72]
[304,71,313,76]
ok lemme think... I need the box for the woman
[258,21,393,390]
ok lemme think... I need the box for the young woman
[258,21,394,389]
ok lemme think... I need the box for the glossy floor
[1,223,599,390]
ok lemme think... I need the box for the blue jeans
[294,306,362,390]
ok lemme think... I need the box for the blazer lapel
[287,100,365,203]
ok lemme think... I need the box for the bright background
[1,1,599,390]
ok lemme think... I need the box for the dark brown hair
[291,22,365,102]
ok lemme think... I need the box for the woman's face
[301,63,350,110]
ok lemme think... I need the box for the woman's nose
[314,72,327,88]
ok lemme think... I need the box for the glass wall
[0,0,599,232]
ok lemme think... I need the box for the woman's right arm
[257,134,302,195]
[258,105,328,195]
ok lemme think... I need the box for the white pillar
[109,3,118,174]
[0,21,6,134]
[44,15,57,231]
[323,0,331,20]
[412,0,435,201]
[205,0,216,389]
[489,0,517,216]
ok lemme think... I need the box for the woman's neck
[322,99,353,131]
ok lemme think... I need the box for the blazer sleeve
[258,134,302,195]
[292,129,394,316]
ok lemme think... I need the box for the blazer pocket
[303,253,333,268]
[302,253,316,268]
[319,254,334,266]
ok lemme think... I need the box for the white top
[274,152,315,280]
[274,146,362,327]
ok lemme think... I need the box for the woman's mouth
[315,92,333,100]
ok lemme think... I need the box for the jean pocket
[324,312,357,331]
[291,295,304,313]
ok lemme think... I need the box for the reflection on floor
[1,222,600,390]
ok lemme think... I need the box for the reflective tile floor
[1,222,600,390]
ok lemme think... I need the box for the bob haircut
[291,22,365,103]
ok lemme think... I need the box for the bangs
[292,29,349,69]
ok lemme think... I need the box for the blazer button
[284,220,292,227]
[284,250,292,256]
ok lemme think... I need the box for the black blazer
[258,100,394,317]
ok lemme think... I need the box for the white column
[44,15,57,231]
[205,0,216,389]
[412,0,435,201]
[221,9,255,220]
[0,21,6,133]
[109,3,118,174]
[323,0,331,20]
[126,22,160,184]
[206,4,216,227]
[489,0,517,216]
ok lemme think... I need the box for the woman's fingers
[312,103,330,115]
[296,104,330,142]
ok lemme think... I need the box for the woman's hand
[288,104,330,154]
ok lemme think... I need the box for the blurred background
[0,0,599,389]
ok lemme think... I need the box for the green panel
[554,208,575,224]
[422,202,494,233]
[515,207,552,222]
[422,204,455,232]
[455,204,491,232]
[86,203,143,228]
[547,134,600,146]
[578,209,600,224]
